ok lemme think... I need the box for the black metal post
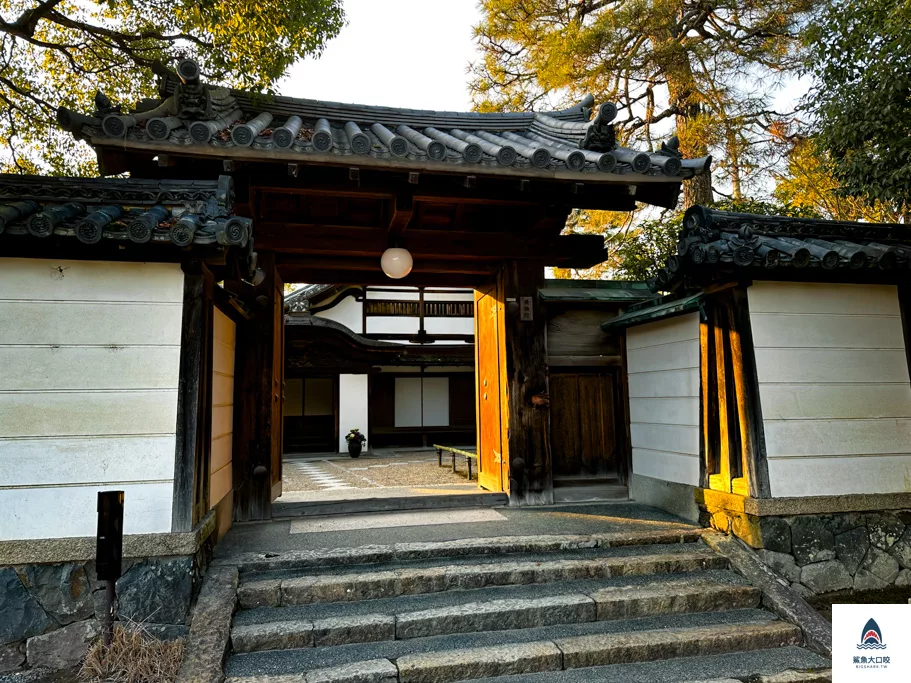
[96,491,124,651]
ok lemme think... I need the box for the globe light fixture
[380,247,413,279]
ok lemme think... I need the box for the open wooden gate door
[271,269,284,502]
[474,284,507,492]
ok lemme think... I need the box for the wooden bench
[434,444,478,480]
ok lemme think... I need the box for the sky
[279,0,481,111]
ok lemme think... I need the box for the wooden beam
[502,261,553,506]
[256,224,606,267]
[546,355,622,367]
[171,263,212,532]
[277,267,492,288]
[712,301,733,494]
[279,255,497,276]
[727,286,771,498]
[387,194,415,238]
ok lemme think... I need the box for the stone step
[459,647,831,683]
[216,528,704,575]
[225,616,802,683]
[231,579,760,653]
[272,493,509,519]
[238,547,728,609]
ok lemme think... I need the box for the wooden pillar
[172,262,214,532]
[231,251,283,521]
[502,261,552,506]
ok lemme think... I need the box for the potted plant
[345,428,366,458]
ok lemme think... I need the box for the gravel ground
[282,450,473,492]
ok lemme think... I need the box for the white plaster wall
[0,258,182,540]
[395,378,423,427]
[749,281,911,497]
[210,308,234,510]
[315,295,363,333]
[626,313,701,486]
[338,374,369,452]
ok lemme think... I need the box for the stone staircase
[221,530,831,683]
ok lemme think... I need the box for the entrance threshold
[273,486,507,518]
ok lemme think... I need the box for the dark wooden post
[231,251,282,521]
[501,261,553,506]
[172,262,213,532]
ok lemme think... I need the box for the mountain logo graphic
[857,618,887,650]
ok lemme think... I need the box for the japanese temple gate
[4,58,707,526]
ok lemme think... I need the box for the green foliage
[0,0,345,174]
[807,0,911,213]
[472,0,820,203]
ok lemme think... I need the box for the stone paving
[282,450,472,494]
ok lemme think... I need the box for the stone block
[140,623,189,641]
[827,513,866,536]
[834,527,868,575]
[305,659,398,683]
[396,595,594,640]
[591,582,759,621]
[175,566,238,683]
[790,517,835,566]
[312,614,395,647]
[890,528,911,570]
[854,569,889,592]
[757,550,802,583]
[554,621,801,669]
[238,579,282,609]
[231,620,314,653]
[789,582,816,599]
[117,557,193,624]
[26,619,99,670]
[0,642,25,673]
[758,517,791,554]
[860,547,900,584]
[799,560,853,594]
[394,567,447,595]
[0,567,52,645]
[397,642,562,683]
[866,513,905,549]
[20,563,94,627]
[895,569,911,587]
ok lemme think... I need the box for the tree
[0,0,345,174]
[773,137,904,223]
[471,0,819,207]
[806,0,911,219]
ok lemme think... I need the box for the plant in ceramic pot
[345,428,366,458]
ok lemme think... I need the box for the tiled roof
[600,293,703,330]
[650,206,911,292]
[539,279,656,302]
[0,174,251,249]
[57,59,710,184]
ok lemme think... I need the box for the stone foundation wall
[0,551,208,673]
[751,511,911,597]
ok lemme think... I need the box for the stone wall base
[0,513,216,673]
[697,491,911,598]
[629,473,700,523]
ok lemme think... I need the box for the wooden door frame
[474,282,506,493]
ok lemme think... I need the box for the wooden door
[550,372,618,477]
[474,286,506,492]
[271,273,284,501]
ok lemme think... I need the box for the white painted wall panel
[424,317,474,336]
[749,281,911,497]
[338,374,369,451]
[395,378,423,427]
[628,368,699,398]
[768,456,911,497]
[0,259,184,303]
[632,449,700,487]
[0,347,182,391]
[0,483,173,539]
[0,301,182,345]
[626,313,701,487]
[0,436,175,486]
[747,281,900,316]
[0,390,177,437]
[0,259,183,540]
[367,316,420,335]
[315,296,363,333]
[629,397,699,427]
[422,378,450,426]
